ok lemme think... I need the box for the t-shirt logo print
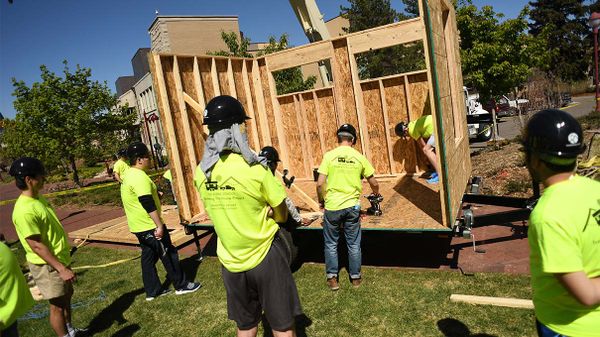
[205,179,238,192]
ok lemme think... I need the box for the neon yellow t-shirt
[317,145,375,211]
[0,242,34,330]
[163,169,172,182]
[121,167,162,233]
[113,159,130,179]
[12,195,71,266]
[528,176,600,336]
[194,153,286,272]
[408,115,433,140]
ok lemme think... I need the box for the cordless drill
[365,194,384,216]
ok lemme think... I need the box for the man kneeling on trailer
[194,95,302,337]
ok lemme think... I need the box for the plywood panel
[315,88,339,153]
[383,76,418,173]
[232,60,258,151]
[407,72,431,172]
[332,39,358,147]
[301,92,324,167]
[178,57,206,164]
[198,58,215,102]
[258,59,279,149]
[278,95,307,177]
[361,81,391,175]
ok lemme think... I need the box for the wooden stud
[295,95,313,173]
[264,58,291,170]
[172,57,204,214]
[403,75,414,121]
[347,18,424,54]
[346,44,371,158]
[241,60,261,151]
[450,294,534,310]
[193,57,209,136]
[227,59,237,98]
[151,54,192,220]
[275,170,320,212]
[251,59,271,146]
[312,91,327,156]
[379,79,396,174]
[266,40,334,72]
[210,58,221,96]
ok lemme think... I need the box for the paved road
[470,94,596,150]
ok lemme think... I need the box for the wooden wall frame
[149,0,470,229]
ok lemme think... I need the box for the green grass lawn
[13,245,536,336]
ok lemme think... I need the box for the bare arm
[316,173,327,208]
[366,175,379,195]
[25,235,75,282]
[115,172,123,183]
[272,200,288,223]
[555,272,600,307]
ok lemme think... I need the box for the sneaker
[327,277,340,291]
[146,288,171,301]
[351,278,362,288]
[68,327,89,337]
[175,282,202,295]
[426,175,439,184]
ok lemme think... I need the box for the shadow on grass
[437,318,497,337]
[261,314,312,337]
[87,287,144,336]
[111,324,140,337]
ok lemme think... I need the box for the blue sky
[0,0,530,119]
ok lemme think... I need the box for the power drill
[365,193,384,216]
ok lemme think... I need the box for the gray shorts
[221,236,303,331]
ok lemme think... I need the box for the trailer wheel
[478,123,493,142]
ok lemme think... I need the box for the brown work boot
[327,277,340,291]
[351,278,362,288]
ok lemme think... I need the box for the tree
[456,1,541,102]
[340,0,425,79]
[528,0,588,82]
[210,33,317,95]
[207,31,252,58]
[5,61,136,186]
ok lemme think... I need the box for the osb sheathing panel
[383,76,419,174]
[197,58,215,101]
[361,81,391,175]
[215,59,230,96]
[278,95,307,177]
[407,73,432,172]
[315,89,339,152]
[232,60,258,150]
[246,60,265,148]
[161,56,202,216]
[258,59,280,150]
[300,92,324,167]
[178,57,205,162]
[331,40,359,147]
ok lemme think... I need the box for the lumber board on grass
[450,294,534,309]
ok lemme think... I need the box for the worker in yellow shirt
[316,124,379,291]
[395,115,439,184]
[0,241,34,337]
[523,109,600,337]
[112,149,129,183]
[9,157,85,337]
[194,95,302,337]
[121,142,200,301]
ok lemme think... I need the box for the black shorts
[221,236,303,331]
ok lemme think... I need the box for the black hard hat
[127,142,150,159]
[9,157,46,177]
[337,124,357,145]
[395,122,408,137]
[259,146,280,164]
[202,95,250,128]
[523,109,586,163]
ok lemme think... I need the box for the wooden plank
[347,18,425,54]
[252,59,271,146]
[361,81,391,175]
[297,94,315,170]
[275,170,320,211]
[266,40,334,72]
[346,43,370,158]
[210,58,221,96]
[278,95,306,177]
[332,39,361,152]
[315,89,339,152]
[216,59,230,96]
[241,60,261,151]
[450,294,534,310]
[227,58,237,98]
[198,57,215,101]
[172,56,203,216]
[193,57,209,136]
[358,70,428,84]
[384,76,417,174]
[151,54,192,220]
[311,91,327,162]
[379,79,395,174]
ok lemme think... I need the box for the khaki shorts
[28,263,73,300]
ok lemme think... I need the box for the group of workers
[1,94,598,337]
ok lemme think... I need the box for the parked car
[484,95,529,119]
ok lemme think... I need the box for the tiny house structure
[149,0,470,231]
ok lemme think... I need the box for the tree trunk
[69,155,81,187]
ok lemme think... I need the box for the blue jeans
[323,206,361,279]
[536,320,567,337]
